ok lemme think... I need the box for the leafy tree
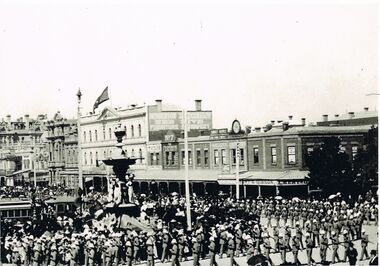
[305,136,354,196]
[352,126,378,193]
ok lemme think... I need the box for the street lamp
[76,89,84,193]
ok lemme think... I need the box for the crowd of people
[0,185,76,200]
[0,187,378,266]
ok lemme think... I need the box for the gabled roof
[97,107,120,120]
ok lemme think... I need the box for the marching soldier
[312,219,320,246]
[146,239,155,266]
[360,229,369,260]
[227,234,237,266]
[235,224,243,256]
[284,224,291,251]
[319,230,328,263]
[192,238,201,266]
[177,230,186,262]
[208,236,218,266]
[253,224,261,252]
[273,225,279,252]
[32,239,42,266]
[331,231,341,263]
[49,242,58,266]
[305,233,314,266]
[133,232,140,263]
[342,229,350,262]
[278,233,286,264]
[170,239,180,266]
[161,229,170,263]
[291,234,301,265]
[219,226,227,258]
[262,233,273,266]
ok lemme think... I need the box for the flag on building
[93,87,109,112]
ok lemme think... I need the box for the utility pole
[183,109,192,230]
[77,89,84,192]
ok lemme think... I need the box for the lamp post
[77,89,84,192]
[183,109,192,231]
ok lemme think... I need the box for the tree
[352,126,378,193]
[305,136,354,196]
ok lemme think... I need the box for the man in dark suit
[369,250,378,265]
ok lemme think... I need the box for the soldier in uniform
[305,233,314,266]
[146,238,155,266]
[284,224,291,251]
[253,224,261,252]
[11,240,21,266]
[133,232,140,263]
[312,219,320,246]
[161,229,170,263]
[125,241,133,266]
[192,238,201,266]
[330,231,341,263]
[218,226,227,258]
[295,222,304,249]
[273,225,279,252]
[342,229,350,262]
[227,234,237,266]
[32,239,42,266]
[275,207,281,227]
[291,234,301,265]
[177,230,186,262]
[235,224,243,257]
[360,229,369,260]
[208,236,218,266]
[278,233,286,264]
[262,233,273,266]
[49,242,58,266]
[319,230,328,263]
[169,239,179,266]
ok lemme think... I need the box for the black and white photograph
[0,0,378,265]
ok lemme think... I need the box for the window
[232,149,237,164]
[90,152,93,165]
[221,149,227,165]
[83,131,87,142]
[89,130,92,142]
[204,149,209,165]
[131,149,135,158]
[138,124,142,137]
[253,148,259,163]
[287,146,296,164]
[271,147,277,164]
[188,151,192,165]
[171,152,175,165]
[84,152,87,165]
[196,150,201,166]
[103,128,106,140]
[95,130,98,141]
[103,151,106,159]
[124,126,127,138]
[239,149,244,165]
[131,125,134,138]
[232,148,244,165]
[181,150,185,165]
[156,153,160,165]
[109,128,112,139]
[150,153,155,165]
[352,145,358,158]
[214,150,219,166]
[95,151,98,163]
[139,149,143,163]
[165,151,170,166]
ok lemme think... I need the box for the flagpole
[77,89,84,193]
[183,109,192,231]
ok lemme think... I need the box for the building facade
[0,114,49,186]
[45,111,79,188]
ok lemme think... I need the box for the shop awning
[132,169,221,182]
[217,170,309,186]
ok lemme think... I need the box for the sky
[0,0,378,129]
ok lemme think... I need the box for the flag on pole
[93,87,109,112]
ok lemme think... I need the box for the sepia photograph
[0,0,378,265]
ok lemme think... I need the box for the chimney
[348,112,355,119]
[322,114,328,122]
[277,120,283,124]
[24,114,30,130]
[301,118,306,126]
[245,126,252,134]
[255,127,261,133]
[6,114,11,128]
[265,124,272,132]
[195,99,202,111]
[288,115,293,121]
[271,120,275,125]
[282,121,289,131]
[364,107,369,112]
[334,114,339,118]
[155,99,162,112]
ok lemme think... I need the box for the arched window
[90,152,93,165]
[109,128,112,139]
[84,152,87,165]
[124,126,127,138]
[95,151,98,163]
[138,124,142,137]
[95,130,98,141]
[83,131,86,142]
[103,151,106,159]
[89,130,92,142]
[131,149,135,158]
[68,150,71,163]
[131,125,134,138]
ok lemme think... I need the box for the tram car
[0,198,37,221]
